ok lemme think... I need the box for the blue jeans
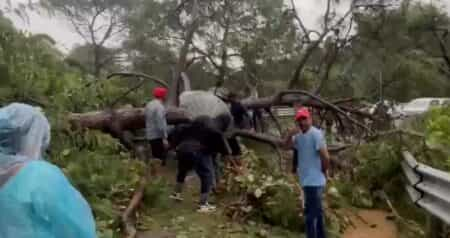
[176,151,213,204]
[303,186,326,238]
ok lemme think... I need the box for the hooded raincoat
[0,103,96,238]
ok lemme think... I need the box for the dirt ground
[343,210,398,238]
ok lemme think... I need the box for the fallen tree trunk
[68,90,375,153]
[70,92,373,133]
[69,107,190,132]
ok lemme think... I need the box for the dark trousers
[149,139,167,165]
[303,186,326,238]
[292,149,298,174]
[176,151,213,196]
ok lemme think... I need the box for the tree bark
[69,90,374,137]
[69,107,190,140]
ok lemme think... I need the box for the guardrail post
[426,214,445,238]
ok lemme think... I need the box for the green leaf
[61,149,71,157]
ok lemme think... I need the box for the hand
[288,127,301,136]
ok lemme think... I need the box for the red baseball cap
[295,107,311,121]
[153,87,168,99]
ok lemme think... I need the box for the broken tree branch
[290,0,310,41]
[122,161,155,238]
[264,108,284,135]
[288,0,356,89]
[107,72,169,88]
[432,28,450,76]
[242,90,372,133]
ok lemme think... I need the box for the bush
[49,130,146,236]
[354,141,402,192]
[425,106,450,168]
[224,150,303,231]
[259,185,304,231]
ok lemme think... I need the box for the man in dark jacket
[168,116,230,213]
[227,93,250,164]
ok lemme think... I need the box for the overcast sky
[2,0,450,53]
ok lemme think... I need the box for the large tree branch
[64,8,90,43]
[324,0,332,31]
[168,0,201,106]
[290,0,310,41]
[107,72,168,88]
[288,32,328,89]
[98,17,116,46]
[230,129,351,153]
[216,13,231,87]
[314,41,340,94]
[69,107,190,140]
[432,29,450,75]
[69,89,375,137]
[241,90,372,132]
[287,0,356,89]
[88,5,107,46]
[192,44,221,70]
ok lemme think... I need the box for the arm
[319,147,330,174]
[210,129,231,156]
[314,130,330,175]
[155,105,168,139]
[281,128,300,149]
[168,126,185,149]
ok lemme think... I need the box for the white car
[401,98,450,117]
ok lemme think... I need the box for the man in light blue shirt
[284,107,330,238]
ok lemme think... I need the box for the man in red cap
[145,87,169,165]
[283,107,330,238]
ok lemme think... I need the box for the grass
[134,159,303,238]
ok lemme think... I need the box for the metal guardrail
[402,151,450,225]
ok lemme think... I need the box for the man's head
[153,87,168,101]
[295,107,312,132]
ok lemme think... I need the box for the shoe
[197,203,216,213]
[169,193,184,201]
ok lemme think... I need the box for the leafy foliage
[50,130,146,237]
[426,106,450,156]
[223,150,302,230]
[2,0,450,237]
[354,141,402,191]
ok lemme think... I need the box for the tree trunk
[168,0,200,106]
[69,107,190,139]
[69,90,375,135]
[94,45,101,78]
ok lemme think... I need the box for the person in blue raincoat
[0,103,97,238]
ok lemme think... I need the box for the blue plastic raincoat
[0,103,97,238]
